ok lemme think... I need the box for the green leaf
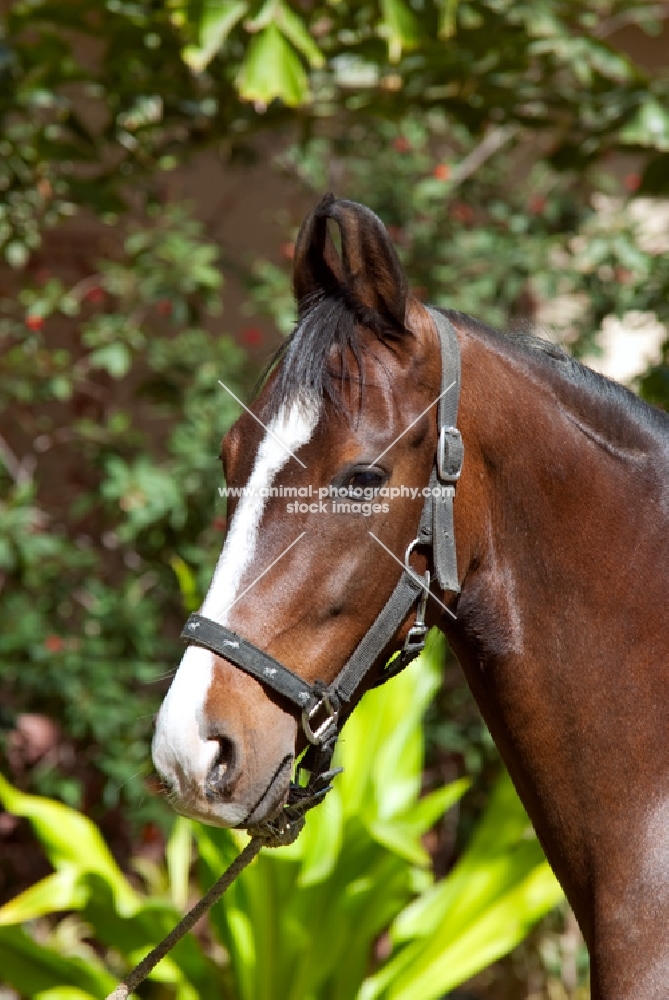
[169,555,201,613]
[297,782,344,886]
[273,1,324,68]
[5,241,29,268]
[379,0,423,62]
[359,775,563,1000]
[620,97,669,151]
[0,773,138,915]
[166,816,193,910]
[36,990,98,1000]
[236,24,310,107]
[437,0,459,38]
[183,1,248,73]
[364,861,563,1000]
[0,925,114,997]
[88,342,132,378]
[50,375,73,401]
[0,869,87,926]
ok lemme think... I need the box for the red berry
[393,136,411,153]
[44,635,64,653]
[26,315,44,331]
[529,195,546,214]
[451,202,475,225]
[433,164,451,181]
[624,173,640,193]
[141,822,161,844]
[85,286,105,303]
[157,299,172,316]
[242,327,263,347]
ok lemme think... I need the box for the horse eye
[344,469,386,492]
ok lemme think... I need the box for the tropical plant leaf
[0,869,88,926]
[0,925,114,997]
[0,772,137,914]
[359,773,564,1000]
[236,24,310,106]
[183,0,248,73]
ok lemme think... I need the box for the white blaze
[152,402,317,819]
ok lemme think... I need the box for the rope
[105,835,263,1000]
[103,751,338,1000]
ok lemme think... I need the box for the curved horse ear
[293,194,407,330]
[293,194,345,314]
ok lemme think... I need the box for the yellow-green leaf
[437,0,459,38]
[0,925,114,998]
[0,772,137,914]
[0,869,87,926]
[169,554,200,612]
[166,816,193,910]
[36,990,97,1000]
[183,0,248,73]
[236,23,310,106]
[379,0,423,62]
[274,1,324,68]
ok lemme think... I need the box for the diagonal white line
[368,380,456,468]
[219,532,306,618]
[218,380,307,469]
[368,531,457,621]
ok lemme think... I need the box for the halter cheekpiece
[181,309,463,815]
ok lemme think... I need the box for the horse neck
[444,322,669,993]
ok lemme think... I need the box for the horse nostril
[204,735,239,801]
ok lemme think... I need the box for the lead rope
[105,749,340,1000]
[106,836,263,1000]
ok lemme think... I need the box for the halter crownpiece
[180,308,462,812]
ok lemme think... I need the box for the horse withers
[153,196,669,998]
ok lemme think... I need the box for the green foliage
[3,1,669,267]
[253,110,669,391]
[0,205,247,816]
[1,1,667,993]
[0,637,562,999]
[361,773,563,999]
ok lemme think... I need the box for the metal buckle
[402,567,430,656]
[437,426,463,482]
[403,620,429,654]
[302,694,339,745]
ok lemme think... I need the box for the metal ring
[404,536,423,572]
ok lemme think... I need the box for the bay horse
[153,195,669,998]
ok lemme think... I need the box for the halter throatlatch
[180,308,463,821]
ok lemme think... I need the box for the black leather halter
[181,309,463,762]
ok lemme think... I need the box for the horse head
[152,196,461,828]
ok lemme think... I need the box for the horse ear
[293,194,407,329]
[293,193,345,312]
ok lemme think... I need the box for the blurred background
[0,1,667,997]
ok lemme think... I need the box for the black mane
[260,293,385,421]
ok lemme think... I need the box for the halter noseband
[180,309,462,785]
